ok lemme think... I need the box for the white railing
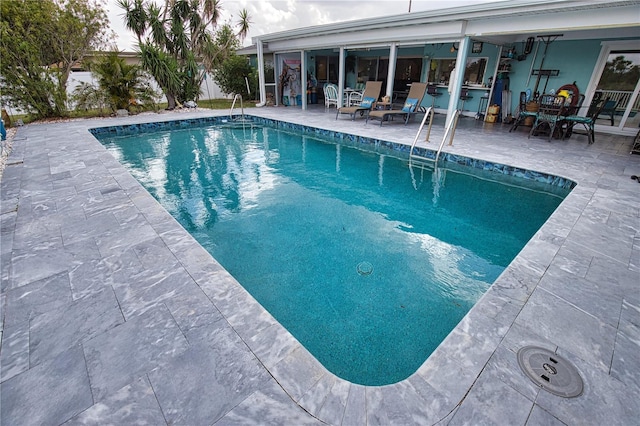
[596,90,640,111]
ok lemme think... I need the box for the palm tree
[72,50,158,113]
[118,0,250,109]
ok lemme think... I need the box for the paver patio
[1,107,638,425]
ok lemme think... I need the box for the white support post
[338,47,345,108]
[446,36,470,127]
[386,43,398,100]
[256,39,266,106]
[301,50,307,110]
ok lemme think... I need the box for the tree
[598,55,640,92]
[118,0,250,110]
[213,54,257,99]
[71,50,159,114]
[0,0,110,118]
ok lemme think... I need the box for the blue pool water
[98,122,570,385]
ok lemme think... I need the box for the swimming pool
[94,117,572,385]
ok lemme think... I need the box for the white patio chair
[323,84,339,109]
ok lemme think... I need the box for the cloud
[106,0,506,51]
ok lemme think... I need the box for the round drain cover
[357,261,373,276]
[517,346,583,398]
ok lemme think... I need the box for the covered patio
[245,0,640,137]
[1,105,638,425]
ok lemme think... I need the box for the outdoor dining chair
[561,98,606,145]
[529,94,567,141]
[323,83,339,109]
[510,91,538,132]
[596,98,618,126]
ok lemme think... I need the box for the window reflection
[428,57,488,86]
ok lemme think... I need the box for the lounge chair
[336,81,382,120]
[365,82,428,126]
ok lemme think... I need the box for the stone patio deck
[1,107,638,425]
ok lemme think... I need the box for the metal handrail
[408,106,434,159]
[434,109,461,164]
[229,94,244,120]
[408,107,460,166]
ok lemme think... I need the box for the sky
[106,0,509,51]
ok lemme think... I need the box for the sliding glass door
[590,42,640,133]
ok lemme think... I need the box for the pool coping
[89,113,528,420]
[2,108,638,425]
[86,111,636,422]
[90,114,574,391]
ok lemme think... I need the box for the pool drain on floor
[517,346,583,398]
[357,261,373,276]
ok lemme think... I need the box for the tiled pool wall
[89,115,577,190]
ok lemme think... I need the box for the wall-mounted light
[450,43,458,53]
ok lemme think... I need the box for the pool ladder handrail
[409,108,460,166]
[408,107,434,166]
[230,94,245,121]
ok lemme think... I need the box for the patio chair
[346,82,367,106]
[324,83,339,109]
[529,94,567,141]
[510,91,539,132]
[595,98,618,125]
[365,82,428,126]
[336,81,382,120]
[561,98,606,145]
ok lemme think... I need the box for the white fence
[67,71,232,103]
[3,71,232,117]
[596,89,640,112]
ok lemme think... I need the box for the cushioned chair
[562,98,606,145]
[336,81,382,120]
[596,98,618,126]
[510,91,538,132]
[529,94,567,141]
[323,83,339,109]
[365,82,428,126]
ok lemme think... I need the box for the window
[356,57,389,92]
[428,57,488,86]
[315,55,340,84]
[429,59,456,85]
[464,58,487,85]
[357,57,389,83]
[394,57,423,91]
